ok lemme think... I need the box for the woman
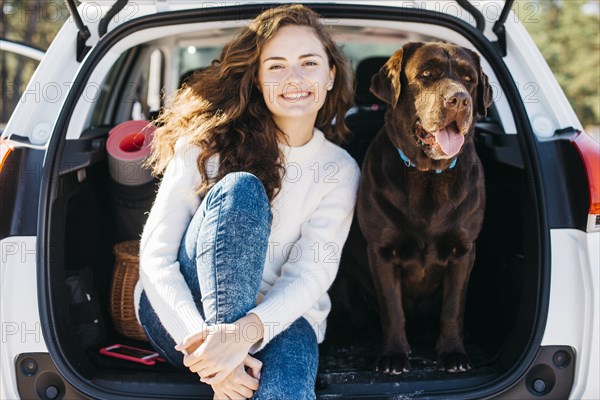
[136,4,360,399]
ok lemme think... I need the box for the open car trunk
[41,115,541,399]
[35,3,553,399]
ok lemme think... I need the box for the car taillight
[0,137,14,174]
[571,131,600,232]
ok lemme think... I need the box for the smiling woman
[136,4,359,399]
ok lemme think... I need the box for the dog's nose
[445,92,471,110]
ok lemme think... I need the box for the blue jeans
[138,172,318,399]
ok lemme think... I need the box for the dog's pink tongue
[435,125,464,157]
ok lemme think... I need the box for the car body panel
[0,237,48,400]
[542,229,600,399]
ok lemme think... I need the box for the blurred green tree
[518,0,600,127]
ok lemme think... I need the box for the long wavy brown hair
[144,4,354,201]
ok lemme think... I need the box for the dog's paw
[375,353,411,375]
[437,352,472,372]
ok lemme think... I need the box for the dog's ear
[370,48,404,107]
[477,67,493,116]
[467,50,494,117]
[464,48,493,116]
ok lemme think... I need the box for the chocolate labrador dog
[357,42,493,374]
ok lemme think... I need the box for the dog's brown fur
[357,42,493,374]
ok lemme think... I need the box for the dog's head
[370,42,493,168]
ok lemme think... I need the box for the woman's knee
[207,172,271,223]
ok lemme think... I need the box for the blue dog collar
[397,148,457,174]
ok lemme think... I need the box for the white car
[1,1,598,399]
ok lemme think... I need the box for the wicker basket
[110,240,148,341]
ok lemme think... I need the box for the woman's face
[258,25,336,128]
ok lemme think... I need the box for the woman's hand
[178,325,211,355]
[178,313,264,384]
[211,355,262,400]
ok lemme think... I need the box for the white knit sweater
[135,128,360,351]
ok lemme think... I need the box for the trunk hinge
[492,0,516,57]
[456,0,485,32]
[63,0,91,62]
[63,0,131,61]
[99,0,129,38]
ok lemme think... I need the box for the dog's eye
[421,70,431,78]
